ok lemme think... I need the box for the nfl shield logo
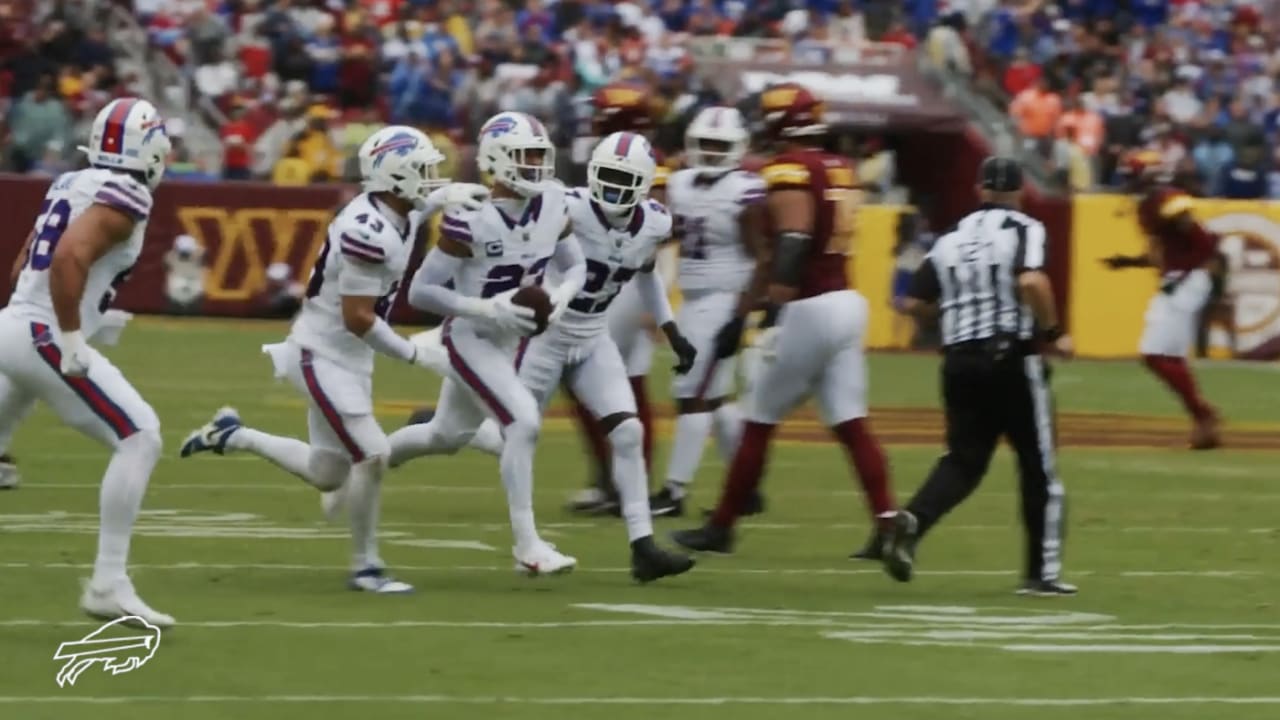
[485,240,503,258]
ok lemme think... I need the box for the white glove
[88,310,133,347]
[59,330,93,377]
[547,283,576,324]
[408,327,449,374]
[423,183,490,215]
[480,288,538,335]
[752,326,780,362]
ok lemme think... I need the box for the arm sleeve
[634,264,674,327]
[551,233,586,297]
[407,246,488,319]
[907,256,942,303]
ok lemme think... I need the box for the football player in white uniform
[466,132,698,581]
[387,111,588,576]
[0,98,173,626]
[649,106,767,517]
[180,126,476,594]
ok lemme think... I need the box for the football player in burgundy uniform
[1103,151,1222,449]
[672,83,897,553]
[565,82,674,515]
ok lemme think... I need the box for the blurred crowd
[2,0,1278,199]
[930,0,1280,197]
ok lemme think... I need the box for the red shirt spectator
[881,22,917,50]
[1003,51,1042,96]
[221,108,258,181]
[239,40,271,79]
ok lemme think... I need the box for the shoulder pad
[88,170,153,222]
[761,161,811,190]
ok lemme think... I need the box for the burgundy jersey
[1137,187,1218,273]
[760,148,855,299]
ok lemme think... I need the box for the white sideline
[1,695,1279,706]
[0,561,1264,578]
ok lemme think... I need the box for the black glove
[712,315,747,360]
[663,322,698,374]
[1101,254,1147,270]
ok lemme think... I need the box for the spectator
[306,15,342,95]
[272,138,312,186]
[338,19,378,110]
[1221,96,1264,153]
[74,27,114,86]
[1162,74,1204,125]
[927,12,970,76]
[1003,47,1042,97]
[339,107,383,182]
[441,0,475,57]
[1193,127,1235,195]
[2,37,57,99]
[194,47,238,105]
[1269,144,1280,199]
[1057,94,1104,157]
[220,105,258,181]
[292,105,340,181]
[7,74,69,172]
[1220,143,1270,200]
[1010,75,1062,147]
[829,1,867,46]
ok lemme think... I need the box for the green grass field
[1,317,1278,719]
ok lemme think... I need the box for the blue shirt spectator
[1192,133,1234,196]
[1131,0,1169,28]
[421,24,460,63]
[307,31,341,94]
[984,7,1020,61]
[1220,150,1269,200]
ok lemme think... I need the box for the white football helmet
[358,126,447,210]
[684,105,749,171]
[588,131,657,216]
[80,98,172,190]
[476,111,556,197]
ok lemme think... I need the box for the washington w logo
[54,616,162,687]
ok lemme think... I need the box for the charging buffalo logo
[1205,212,1280,359]
[54,616,162,688]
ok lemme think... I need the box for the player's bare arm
[50,204,135,333]
[635,254,696,374]
[10,230,34,291]
[732,201,771,317]
[765,187,816,305]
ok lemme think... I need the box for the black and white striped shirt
[908,204,1047,346]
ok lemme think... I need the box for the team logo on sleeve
[54,616,162,687]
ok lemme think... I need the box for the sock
[710,422,775,529]
[346,458,385,571]
[665,411,712,490]
[833,418,895,522]
[1143,355,1213,420]
[469,419,505,456]
[228,427,311,475]
[712,402,744,462]
[609,419,653,542]
[501,421,540,549]
[230,427,346,491]
[629,376,654,475]
[568,390,611,482]
[93,429,161,586]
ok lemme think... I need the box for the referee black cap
[978,156,1023,192]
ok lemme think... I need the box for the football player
[464,132,698,581]
[672,83,897,554]
[181,126,476,594]
[1103,150,1222,449]
[0,98,174,625]
[387,111,588,576]
[564,82,673,515]
[649,105,765,518]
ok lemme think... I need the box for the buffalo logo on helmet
[481,115,519,139]
[368,131,419,168]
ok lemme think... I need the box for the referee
[882,157,1077,596]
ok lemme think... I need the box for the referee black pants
[905,346,1066,582]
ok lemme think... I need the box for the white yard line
[1,695,1278,706]
[0,561,1264,578]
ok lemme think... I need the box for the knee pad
[608,417,644,455]
[308,448,351,492]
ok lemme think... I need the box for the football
[511,284,552,335]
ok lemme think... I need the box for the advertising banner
[1071,195,1280,359]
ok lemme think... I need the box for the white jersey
[290,193,421,375]
[8,169,152,337]
[442,184,569,338]
[668,168,765,295]
[548,188,671,343]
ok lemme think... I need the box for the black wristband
[1041,325,1064,342]
[759,304,781,329]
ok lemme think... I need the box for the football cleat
[649,485,685,517]
[1190,408,1222,450]
[881,510,918,583]
[565,484,620,516]
[700,490,766,520]
[1016,579,1079,597]
[670,524,734,554]
[0,454,19,490]
[849,528,885,561]
[80,576,175,629]
[180,407,242,457]
[630,536,695,583]
[348,568,414,594]
[513,540,577,577]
